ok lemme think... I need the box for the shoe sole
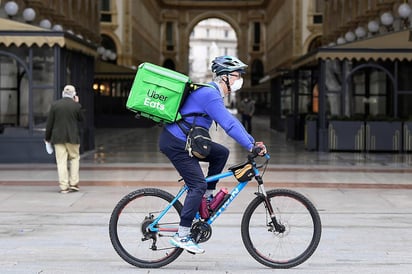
[169,239,204,254]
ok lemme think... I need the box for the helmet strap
[223,74,231,92]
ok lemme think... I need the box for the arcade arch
[188,18,238,83]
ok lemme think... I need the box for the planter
[304,120,317,151]
[365,121,402,152]
[328,121,365,151]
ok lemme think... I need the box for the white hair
[212,74,225,83]
[62,85,76,98]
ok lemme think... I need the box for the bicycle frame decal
[207,181,248,224]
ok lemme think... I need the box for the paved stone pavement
[1,183,412,274]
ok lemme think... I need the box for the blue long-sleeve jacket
[165,82,255,151]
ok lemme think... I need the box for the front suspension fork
[256,176,286,233]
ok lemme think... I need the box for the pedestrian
[239,97,255,133]
[159,55,266,254]
[45,85,83,194]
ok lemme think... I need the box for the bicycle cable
[255,158,269,177]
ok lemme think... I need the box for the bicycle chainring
[191,221,212,243]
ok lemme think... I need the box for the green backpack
[126,62,209,124]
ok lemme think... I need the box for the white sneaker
[170,234,205,254]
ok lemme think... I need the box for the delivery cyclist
[159,56,266,254]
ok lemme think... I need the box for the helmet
[211,56,248,76]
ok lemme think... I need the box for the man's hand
[254,141,267,156]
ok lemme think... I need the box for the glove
[253,141,267,156]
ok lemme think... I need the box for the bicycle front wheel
[109,188,184,268]
[241,189,321,269]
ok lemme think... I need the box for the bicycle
[109,150,322,269]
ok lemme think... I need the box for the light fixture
[39,19,52,29]
[355,26,366,39]
[367,20,380,33]
[4,1,19,17]
[344,31,356,42]
[337,37,346,45]
[398,3,412,18]
[22,8,36,22]
[109,52,117,61]
[380,12,394,31]
[97,46,105,55]
[398,3,412,28]
[103,49,112,60]
[52,24,63,31]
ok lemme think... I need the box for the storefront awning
[94,60,136,80]
[293,29,412,69]
[0,18,96,56]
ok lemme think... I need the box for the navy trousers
[159,129,229,227]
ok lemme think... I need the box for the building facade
[0,0,100,162]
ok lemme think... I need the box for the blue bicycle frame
[148,154,271,232]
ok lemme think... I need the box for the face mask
[230,78,243,92]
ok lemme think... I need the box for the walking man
[45,85,83,193]
[239,97,255,133]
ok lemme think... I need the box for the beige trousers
[54,143,80,190]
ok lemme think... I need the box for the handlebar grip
[248,147,266,160]
[253,146,263,155]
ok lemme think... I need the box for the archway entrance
[188,18,238,108]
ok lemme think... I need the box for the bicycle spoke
[109,188,183,268]
[242,189,321,268]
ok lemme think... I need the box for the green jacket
[45,98,83,144]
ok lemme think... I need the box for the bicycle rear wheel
[241,189,321,268]
[109,188,184,268]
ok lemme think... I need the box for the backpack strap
[177,83,217,135]
[189,83,215,91]
[177,113,207,135]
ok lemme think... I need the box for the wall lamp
[4,1,18,18]
[398,2,412,28]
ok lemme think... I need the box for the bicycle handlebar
[248,147,270,161]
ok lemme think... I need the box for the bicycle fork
[255,175,286,233]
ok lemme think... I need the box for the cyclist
[159,55,266,254]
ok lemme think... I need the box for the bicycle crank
[191,221,212,243]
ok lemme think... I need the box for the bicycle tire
[109,188,184,268]
[241,189,321,269]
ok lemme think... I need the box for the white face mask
[230,78,243,92]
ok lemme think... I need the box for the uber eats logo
[144,89,168,111]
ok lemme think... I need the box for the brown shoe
[69,185,79,192]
